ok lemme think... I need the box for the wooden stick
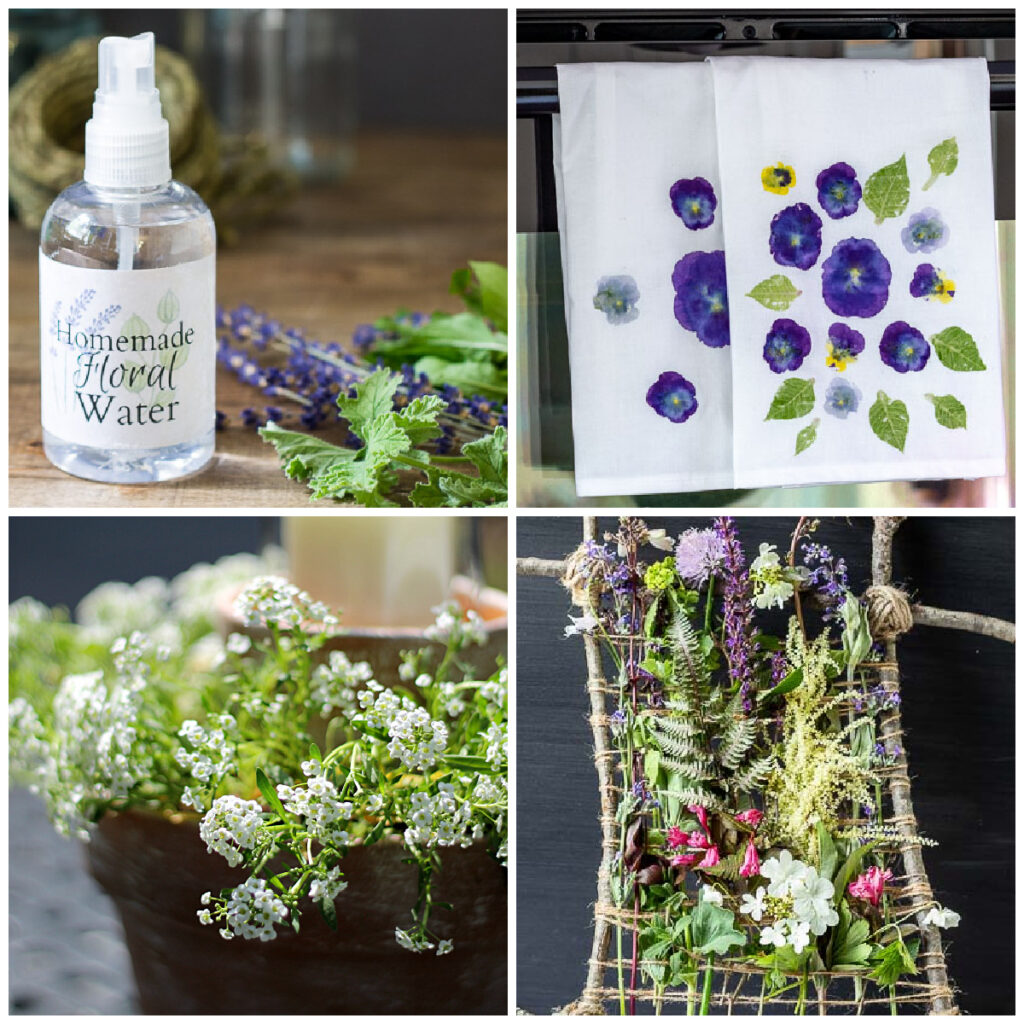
[516,556,566,578]
[912,603,1015,644]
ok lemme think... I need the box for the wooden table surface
[9,133,507,508]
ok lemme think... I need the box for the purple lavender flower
[825,323,865,371]
[901,208,949,254]
[821,238,891,318]
[763,318,812,374]
[768,203,823,271]
[672,250,730,348]
[646,372,698,423]
[714,517,759,711]
[802,541,849,621]
[816,162,861,219]
[879,321,930,373]
[823,378,861,419]
[769,651,788,687]
[670,176,717,230]
[674,528,724,587]
[594,275,641,324]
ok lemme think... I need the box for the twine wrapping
[864,585,915,641]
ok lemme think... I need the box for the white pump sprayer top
[83,32,172,189]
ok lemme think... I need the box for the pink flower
[739,839,761,878]
[848,866,893,906]
[697,845,720,869]
[666,826,687,850]
[734,809,764,830]
[686,829,711,850]
[670,853,701,869]
[687,804,709,834]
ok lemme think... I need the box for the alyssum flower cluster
[9,560,507,958]
[563,517,958,1015]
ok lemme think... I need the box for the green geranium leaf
[121,313,150,337]
[156,289,180,324]
[863,154,910,224]
[930,326,987,371]
[795,417,819,455]
[747,274,802,311]
[868,938,918,988]
[829,901,873,969]
[923,137,958,191]
[869,391,909,452]
[689,900,746,955]
[924,393,967,429]
[766,378,815,421]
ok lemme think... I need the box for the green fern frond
[732,754,777,793]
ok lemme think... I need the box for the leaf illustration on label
[923,137,958,191]
[925,393,967,429]
[159,346,190,371]
[157,289,180,324]
[795,417,819,455]
[930,326,986,371]
[122,313,151,338]
[765,377,815,421]
[869,391,909,452]
[747,274,802,311]
[863,154,910,224]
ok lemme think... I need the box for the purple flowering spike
[713,517,759,709]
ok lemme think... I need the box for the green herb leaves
[747,274,802,311]
[766,378,815,421]
[863,154,910,224]
[795,418,819,455]
[261,368,507,506]
[869,391,908,452]
[925,393,967,429]
[930,326,987,371]
[923,137,958,191]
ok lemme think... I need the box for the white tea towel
[709,57,1006,488]
[554,63,734,496]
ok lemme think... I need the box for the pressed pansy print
[909,263,955,303]
[672,250,730,348]
[901,208,949,254]
[825,323,865,371]
[763,318,812,374]
[670,177,717,230]
[816,162,861,219]
[761,162,796,195]
[820,238,891,318]
[768,203,823,271]
[646,371,698,423]
[879,321,930,373]
[823,378,862,419]
[593,275,641,324]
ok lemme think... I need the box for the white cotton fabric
[554,63,734,497]
[709,56,1005,488]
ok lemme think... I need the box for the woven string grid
[579,651,959,1016]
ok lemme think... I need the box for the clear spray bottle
[39,31,216,483]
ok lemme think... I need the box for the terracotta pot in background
[87,809,507,1014]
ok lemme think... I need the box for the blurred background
[516,10,1015,508]
[516,515,1014,1014]
[8,513,506,1014]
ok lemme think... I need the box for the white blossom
[199,795,265,867]
[923,906,960,929]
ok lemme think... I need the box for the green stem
[700,953,715,1015]
[616,924,627,1016]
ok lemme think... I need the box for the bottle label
[39,253,216,449]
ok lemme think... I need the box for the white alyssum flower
[424,601,486,646]
[700,884,724,907]
[225,632,252,655]
[923,906,960,929]
[233,576,335,630]
[308,865,348,902]
[395,927,434,952]
[276,770,353,847]
[436,939,454,956]
[739,886,767,922]
[8,698,52,793]
[403,784,474,850]
[310,650,375,718]
[387,707,448,772]
[217,877,289,941]
[199,795,265,867]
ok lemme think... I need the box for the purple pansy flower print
[879,321,930,373]
[593,275,641,324]
[646,371,698,423]
[768,203,823,270]
[909,263,955,303]
[824,378,862,419]
[670,177,717,231]
[820,238,891,318]
[816,162,861,219]
[901,209,949,254]
[672,250,730,348]
[763,318,812,373]
[825,323,865,371]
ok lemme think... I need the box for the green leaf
[413,356,506,400]
[121,313,150,337]
[829,901,873,969]
[766,378,815,421]
[259,423,357,481]
[461,425,508,484]
[795,417,819,455]
[336,368,402,438]
[868,939,918,987]
[317,894,339,930]
[396,394,447,446]
[156,289,180,324]
[256,767,289,820]
[930,326,987,371]
[309,742,322,763]
[689,900,746,955]
[442,753,500,774]
[758,667,803,702]
[869,391,909,452]
[863,154,910,224]
[747,274,802,311]
[644,748,662,785]
[840,592,872,682]
[457,261,509,333]
[816,822,839,882]
[833,840,880,902]
[924,393,967,430]
[923,137,958,191]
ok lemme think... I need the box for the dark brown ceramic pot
[86,809,507,1014]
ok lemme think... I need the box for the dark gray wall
[516,516,1014,1015]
